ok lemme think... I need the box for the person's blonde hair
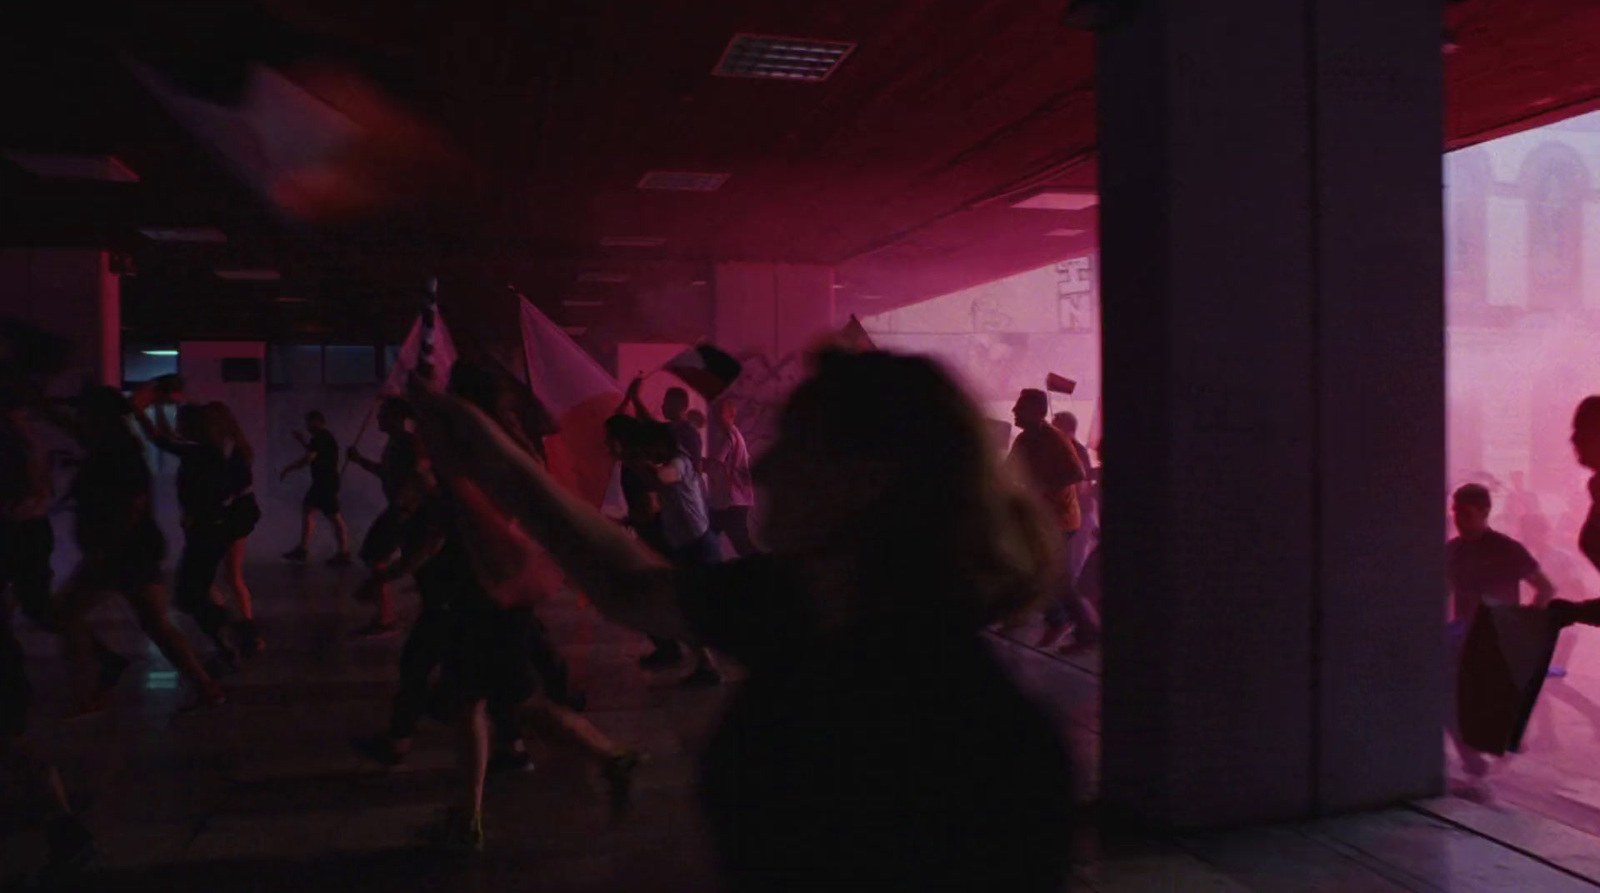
[782,350,1058,627]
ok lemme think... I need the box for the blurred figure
[402,367,638,853]
[1446,483,1554,790]
[706,399,759,557]
[1,603,94,883]
[414,350,1073,891]
[1549,399,1600,627]
[53,387,222,713]
[1052,411,1097,577]
[346,398,422,637]
[132,392,246,672]
[281,410,351,565]
[1519,513,1583,677]
[1010,389,1098,651]
[0,383,126,683]
[210,402,264,656]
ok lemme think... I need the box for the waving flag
[383,303,457,395]
[519,297,622,510]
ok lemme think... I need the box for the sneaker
[350,621,400,640]
[416,807,484,854]
[352,734,407,769]
[638,645,683,670]
[679,664,723,689]
[282,547,308,562]
[602,751,641,815]
[327,552,354,568]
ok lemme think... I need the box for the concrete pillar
[0,249,121,392]
[1097,0,1445,827]
[712,262,835,361]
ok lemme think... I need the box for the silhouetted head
[1574,396,1600,471]
[662,386,690,422]
[1052,411,1079,439]
[1452,483,1492,539]
[1012,388,1049,431]
[305,410,328,431]
[756,350,1056,628]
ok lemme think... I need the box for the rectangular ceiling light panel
[1011,191,1099,211]
[637,171,730,192]
[713,34,855,81]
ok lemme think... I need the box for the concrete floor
[8,544,1600,890]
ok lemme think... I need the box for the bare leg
[521,698,627,764]
[299,511,317,551]
[224,538,253,620]
[126,583,218,697]
[331,514,351,554]
[57,572,109,707]
[460,700,491,816]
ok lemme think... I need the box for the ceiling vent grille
[637,171,730,192]
[713,34,855,82]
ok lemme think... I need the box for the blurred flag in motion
[383,306,457,395]
[662,344,743,402]
[1046,372,1076,395]
[1458,603,1559,755]
[519,297,622,510]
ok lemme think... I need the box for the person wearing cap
[1008,388,1098,651]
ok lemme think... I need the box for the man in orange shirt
[1008,389,1099,650]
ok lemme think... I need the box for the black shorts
[303,483,341,518]
[222,495,261,542]
[432,608,540,721]
[359,505,407,566]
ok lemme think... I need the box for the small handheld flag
[1046,373,1077,395]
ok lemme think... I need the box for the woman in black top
[55,386,222,713]
[210,402,263,655]
[133,393,242,668]
[414,350,1074,891]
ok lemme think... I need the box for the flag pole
[340,277,438,473]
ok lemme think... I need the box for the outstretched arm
[411,386,684,638]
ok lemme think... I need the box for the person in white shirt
[706,400,759,557]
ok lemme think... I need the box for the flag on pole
[1458,604,1560,755]
[383,302,457,396]
[662,344,743,403]
[838,315,877,353]
[1046,372,1077,395]
[519,297,623,509]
